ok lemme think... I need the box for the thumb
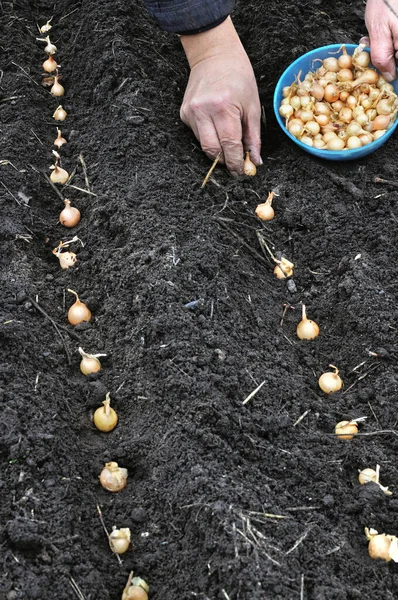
[368,32,396,82]
[242,109,262,166]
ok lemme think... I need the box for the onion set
[67,289,91,325]
[54,128,67,149]
[42,55,58,73]
[60,199,80,228]
[296,304,320,340]
[243,151,256,176]
[50,150,69,184]
[99,461,128,492]
[318,364,343,393]
[122,572,149,600]
[255,191,276,221]
[79,347,106,375]
[53,105,67,121]
[365,528,398,562]
[109,527,131,554]
[93,393,118,432]
[359,465,392,495]
[274,257,294,279]
[36,35,57,55]
[334,420,357,440]
[280,44,398,150]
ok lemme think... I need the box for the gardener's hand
[364,0,398,81]
[180,17,261,175]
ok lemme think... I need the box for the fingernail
[259,156,263,166]
[382,71,394,82]
[229,171,239,179]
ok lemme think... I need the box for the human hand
[364,0,398,81]
[180,17,261,175]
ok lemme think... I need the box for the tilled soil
[1,1,398,599]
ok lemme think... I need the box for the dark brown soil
[1,1,398,599]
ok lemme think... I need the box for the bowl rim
[273,43,398,158]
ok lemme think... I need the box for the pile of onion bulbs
[279,45,398,150]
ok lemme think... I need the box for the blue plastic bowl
[273,44,398,161]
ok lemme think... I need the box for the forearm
[180,16,244,68]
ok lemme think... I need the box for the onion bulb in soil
[358,466,392,495]
[42,55,58,73]
[39,18,53,33]
[358,468,378,485]
[365,528,398,562]
[50,164,69,184]
[109,527,131,554]
[296,304,320,340]
[93,392,118,432]
[255,191,275,221]
[56,251,77,269]
[99,461,128,492]
[334,420,358,440]
[274,257,294,279]
[122,573,149,600]
[78,347,106,375]
[60,199,80,228]
[67,289,91,325]
[54,128,67,149]
[51,76,64,97]
[53,105,67,121]
[318,364,343,393]
[243,151,256,176]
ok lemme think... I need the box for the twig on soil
[96,504,123,566]
[11,61,40,87]
[67,184,97,196]
[242,380,266,405]
[28,296,79,365]
[0,160,21,172]
[374,176,398,188]
[59,8,79,21]
[280,302,295,327]
[1,181,21,204]
[293,410,310,427]
[70,578,86,600]
[284,506,320,512]
[201,151,222,188]
[214,218,270,267]
[222,591,231,600]
[30,128,44,145]
[285,527,313,555]
[300,574,305,600]
[79,153,91,191]
[0,95,24,102]
[327,171,363,199]
[342,363,380,395]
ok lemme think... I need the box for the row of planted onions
[250,187,397,561]
[279,44,398,150]
[36,18,148,600]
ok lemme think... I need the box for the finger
[368,29,396,81]
[212,111,244,174]
[242,106,262,166]
[359,36,370,47]
[195,118,225,163]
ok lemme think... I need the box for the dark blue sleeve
[143,1,236,34]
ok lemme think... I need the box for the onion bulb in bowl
[78,347,106,375]
[60,199,80,228]
[94,392,118,432]
[109,526,131,554]
[122,573,149,600]
[318,364,343,393]
[67,289,91,325]
[296,304,320,340]
[99,461,128,492]
[255,191,276,221]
